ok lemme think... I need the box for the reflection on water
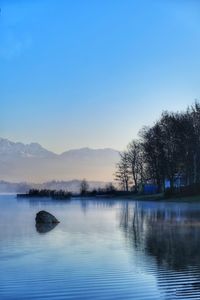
[1,195,200,299]
[120,201,200,298]
[35,222,58,234]
[120,202,200,270]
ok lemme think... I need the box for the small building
[165,173,186,189]
[138,182,159,194]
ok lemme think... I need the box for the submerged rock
[36,222,58,234]
[35,210,59,224]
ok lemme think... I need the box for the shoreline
[118,193,200,202]
[4,191,200,203]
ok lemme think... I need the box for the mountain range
[0,138,120,183]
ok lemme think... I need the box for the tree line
[17,189,72,199]
[115,101,200,195]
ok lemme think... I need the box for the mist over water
[0,195,200,299]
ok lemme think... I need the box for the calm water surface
[0,195,200,299]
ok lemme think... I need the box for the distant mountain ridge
[0,138,55,158]
[0,138,120,182]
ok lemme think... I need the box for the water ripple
[0,196,200,299]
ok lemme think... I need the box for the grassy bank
[132,193,200,202]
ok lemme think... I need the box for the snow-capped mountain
[0,138,120,182]
[0,138,55,158]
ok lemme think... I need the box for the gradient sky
[1,0,200,153]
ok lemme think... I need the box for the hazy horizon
[0,137,120,182]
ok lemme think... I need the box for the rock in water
[36,222,58,234]
[35,210,59,224]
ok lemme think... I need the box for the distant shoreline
[14,191,200,203]
[17,189,71,200]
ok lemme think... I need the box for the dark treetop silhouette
[116,101,200,197]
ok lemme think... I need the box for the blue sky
[1,0,200,153]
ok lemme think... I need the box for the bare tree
[127,140,144,192]
[115,152,131,191]
[80,179,89,195]
[105,182,116,193]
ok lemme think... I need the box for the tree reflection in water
[119,201,200,298]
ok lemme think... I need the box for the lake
[0,195,200,299]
